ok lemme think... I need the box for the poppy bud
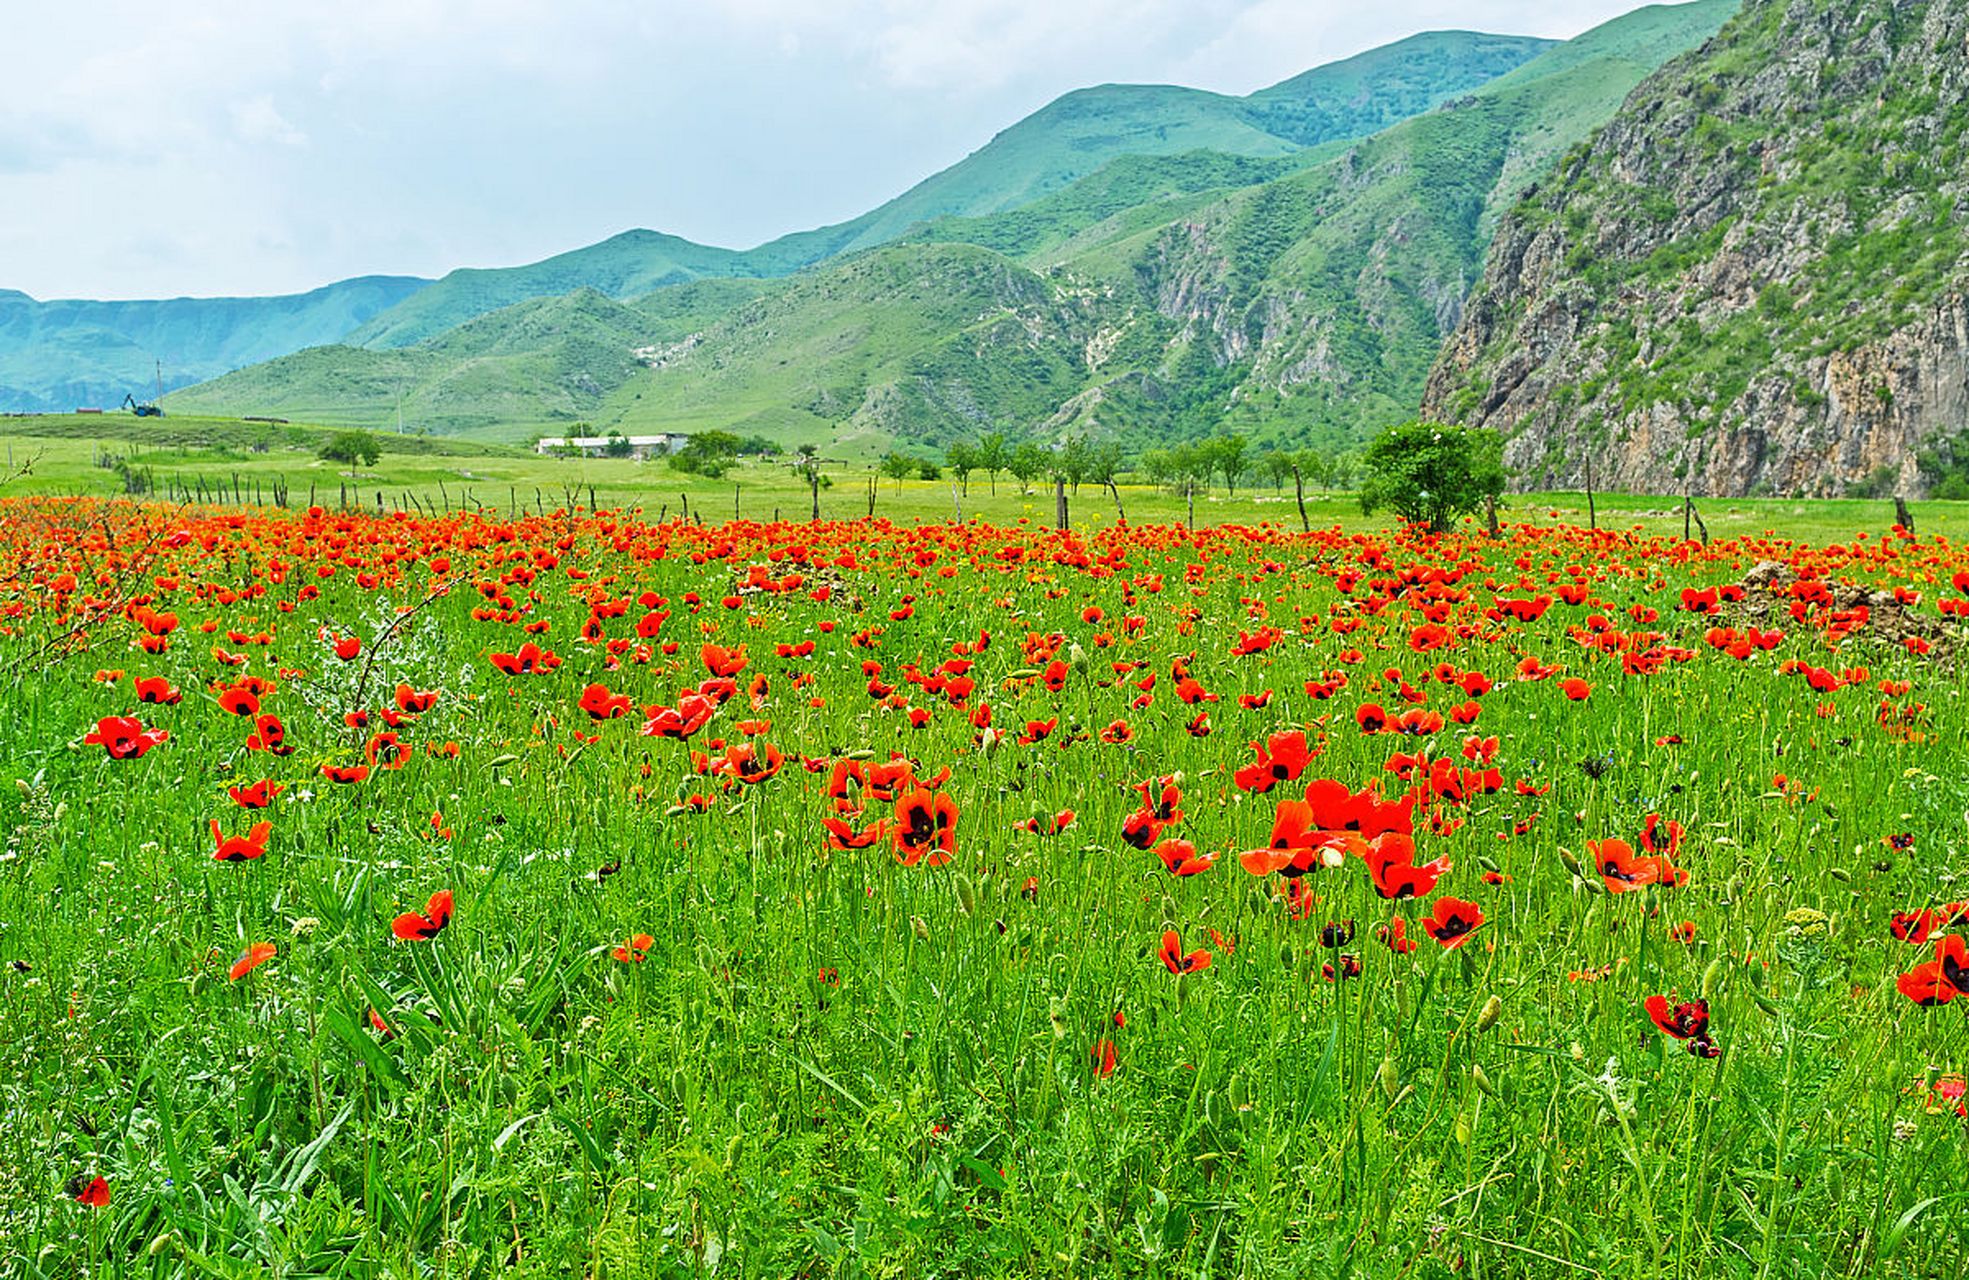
[1557,847,1585,879]
[1477,855,1501,876]
[1068,642,1088,673]
[1454,1105,1473,1148]
[911,915,930,942]
[1471,1063,1498,1099]
[1377,1054,1400,1102]
[1828,867,1851,883]
[148,1233,176,1258]
[1476,995,1502,1034]
[953,874,976,917]
[487,754,520,769]
[1227,1075,1249,1112]
[1753,993,1781,1017]
[1700,957,1724,1001]
[1006,667,1041,681]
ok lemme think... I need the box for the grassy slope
[590,1,1737,454]
[0,276,430,413]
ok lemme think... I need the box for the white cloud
[0,0,1664,299]
[231,96,308,147]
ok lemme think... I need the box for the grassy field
[1,413,1962,548]
[0,485,1966,1276]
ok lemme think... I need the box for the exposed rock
[1424,0,1969,498]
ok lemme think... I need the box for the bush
[1359,420,1506,534]
[319,430,382,468]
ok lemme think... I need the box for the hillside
[595,1,1736,452]
[1424,0,1969,497]
[0,276,428,413]
[170,288,665,437]
[337,32,1555,348]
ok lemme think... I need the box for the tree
[319,430,382,469]
[976,432,1007,496]
[1207,433,1250,497]
[945,442,977,495]
[1007,442,1047,494]
[669,431,742,478]
[1358,421,1506,534]
[604,430,632,458]
[880,451,916,492]
[791,444,828,520]
[1261,451,1295,492]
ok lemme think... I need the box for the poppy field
[3,495,1968,1278]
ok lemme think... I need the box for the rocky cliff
[1423,0,1969,497]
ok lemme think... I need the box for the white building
[535,433,686,459]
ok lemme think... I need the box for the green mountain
[166,280,778,439]
[590,0,1736,452]
[1424,0,1969,498]
[164,2,1740,449]
[0,277,428,414]
[336,32,1555,348]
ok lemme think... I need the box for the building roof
[538,434,680,447]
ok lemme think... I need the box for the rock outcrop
[1424,0,1969,497]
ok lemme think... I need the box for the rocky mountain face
[1424,0,1969,497]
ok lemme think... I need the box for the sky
[1,0,1652,301]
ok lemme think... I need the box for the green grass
[1,493,1966,1276]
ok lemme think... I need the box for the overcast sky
[2,0,1653,301]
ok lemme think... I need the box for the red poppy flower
[490,641,561,675]
[701,643,749,677]
[893,787,958,868]
[229,941,277,980]
[574,681,630,724]
[1558,678,1591,701]
[1090,1037,1117,1078]
[71,1175,110,1207]
[246,713,292,755]
[320,763,371,784]
[83,715,169,760]
[392,889,453,941]
[210,820,272,862]
[610,932,656,963]
[1158,928,1212,975]
[1152,838,1216,877]
[216,685,261,716]
[227,779,284,809]
[1422,897,1484,949]
[1376,917,1417,954]
[822,817,888,850]
[394,683,439,714]
[1232,729,1316,794]
[1644,994,1720,1056]
[1890,910,1943,945]
[134,676,182,705]
[1364,834,1452,900]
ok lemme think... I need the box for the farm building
[534,433,685,459]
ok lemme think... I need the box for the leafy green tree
[604,430,632,458]
[669,430,743,478]
[976,432,1007,496]
[1007,442,1047,494]
[945,442,977,495]
[880,451,917,491]
[1261,451,1295,491]
[1084,441,1124,491]
[1206,434,1250,497]
[319,429,382,469]
[1359,421,1506,534]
